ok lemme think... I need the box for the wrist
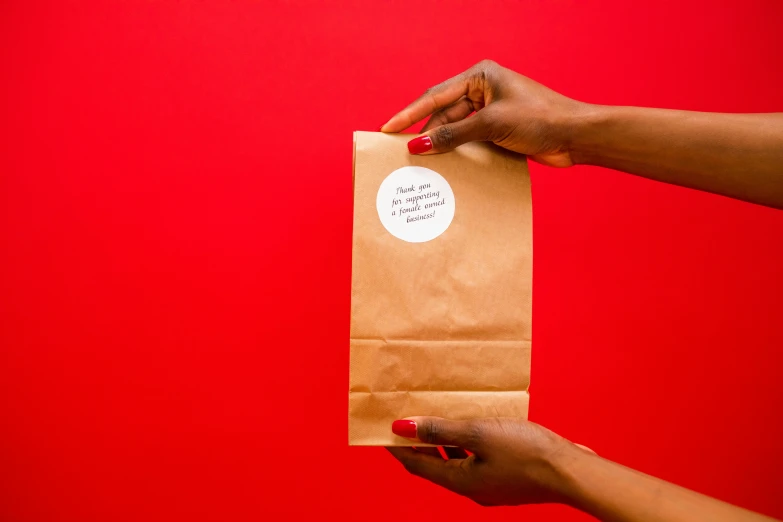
[541,441,598,507]
[565,103,615,166]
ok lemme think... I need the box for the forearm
[568,106,783,209]
[551,447,777,522]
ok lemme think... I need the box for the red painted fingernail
[392,419,417,438]
[407,135,432,154]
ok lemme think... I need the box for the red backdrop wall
[2,1,782,520]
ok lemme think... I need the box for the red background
[2,1,782,520]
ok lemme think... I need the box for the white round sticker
[376,166,456,243]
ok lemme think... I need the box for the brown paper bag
[349,131,532,446]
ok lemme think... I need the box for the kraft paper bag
[349,131,532,446]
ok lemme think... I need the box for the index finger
[380,70,472,133]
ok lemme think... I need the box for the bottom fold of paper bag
[348,390,530,446]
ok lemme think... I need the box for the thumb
[407,115,489,155]
[392,417,485,454]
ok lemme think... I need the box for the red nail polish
[407,136,432,154]
[392,419,417,438]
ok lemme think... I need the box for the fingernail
[392,419,417,438]
[407,135,432,154]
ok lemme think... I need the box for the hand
[386,416,591,507]
[379,60,586,167]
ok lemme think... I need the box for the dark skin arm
[380,60,783,209]
[381,61,782,519]
[388,417,778,521]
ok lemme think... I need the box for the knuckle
[445,461,474,496]
[400,458,420,476]
[472,59,501,86]
[422,84,442,102]
[433,125,454,149]
[430,111,448,127]
[422,419,438,444]
[419,87,437,105]
[456,458,476,483]
[473,59,498,77]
